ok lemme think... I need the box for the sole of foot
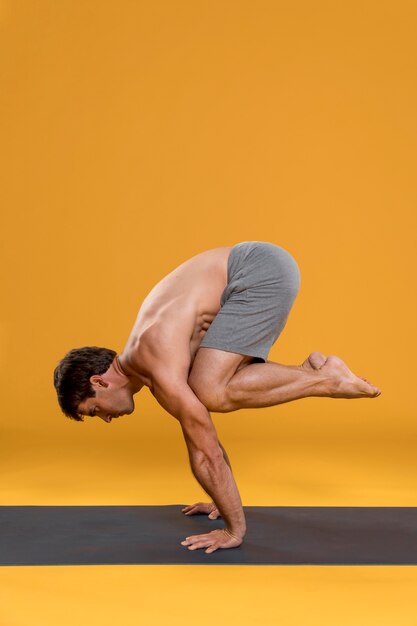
[319,355,381,398]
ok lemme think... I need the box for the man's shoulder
[138,321,193,377]
[121,330,190,403]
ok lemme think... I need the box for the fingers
[181,504,196,514]
[181,534,218,553]
[182,504,205,515]
[181,502,219,517]
[180,529,242,553]
[182,504,201,515]
[181,534,210,548]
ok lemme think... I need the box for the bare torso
[120,246,233,387]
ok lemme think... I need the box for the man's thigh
[188,346,257,410]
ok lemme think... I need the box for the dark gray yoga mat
[1,505,416,566]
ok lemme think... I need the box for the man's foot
[318,355,381,398]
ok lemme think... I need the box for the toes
[359,377,381,396]
[308,351,327,369]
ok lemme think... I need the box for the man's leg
[188,348,381,413]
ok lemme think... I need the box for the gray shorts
[199,241,301,362]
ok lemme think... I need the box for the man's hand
[182,501,221,520]
[181,528,243,554]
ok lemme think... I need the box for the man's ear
[90,375,109,388]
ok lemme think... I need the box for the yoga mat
[1,505,416,566]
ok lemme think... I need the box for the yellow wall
[1,0,416,506]
[1,2,417,625]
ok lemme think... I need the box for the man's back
[120,245,233,386]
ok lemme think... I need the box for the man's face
[78,382,135,423]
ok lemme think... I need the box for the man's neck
[113,354,129,378]
[114,354,148,392]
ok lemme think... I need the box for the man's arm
[151,373,246,539]
[218,440,232,470]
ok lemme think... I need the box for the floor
[1,411,416,625]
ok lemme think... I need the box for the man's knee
[188,348,254,412]
[188,371,238,412]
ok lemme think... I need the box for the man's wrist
[224,527,246,540]
[226,517,247,539]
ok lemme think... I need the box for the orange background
[1,1,416,624]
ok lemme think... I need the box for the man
[54,240,381,554]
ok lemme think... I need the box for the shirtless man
[54,241,381,554]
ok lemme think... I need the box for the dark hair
[54,346,117,422]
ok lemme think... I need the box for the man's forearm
[218,440,232,470]
[188,451,246,538]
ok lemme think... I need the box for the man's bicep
[152,376,222,459]
[151,375,199,418]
